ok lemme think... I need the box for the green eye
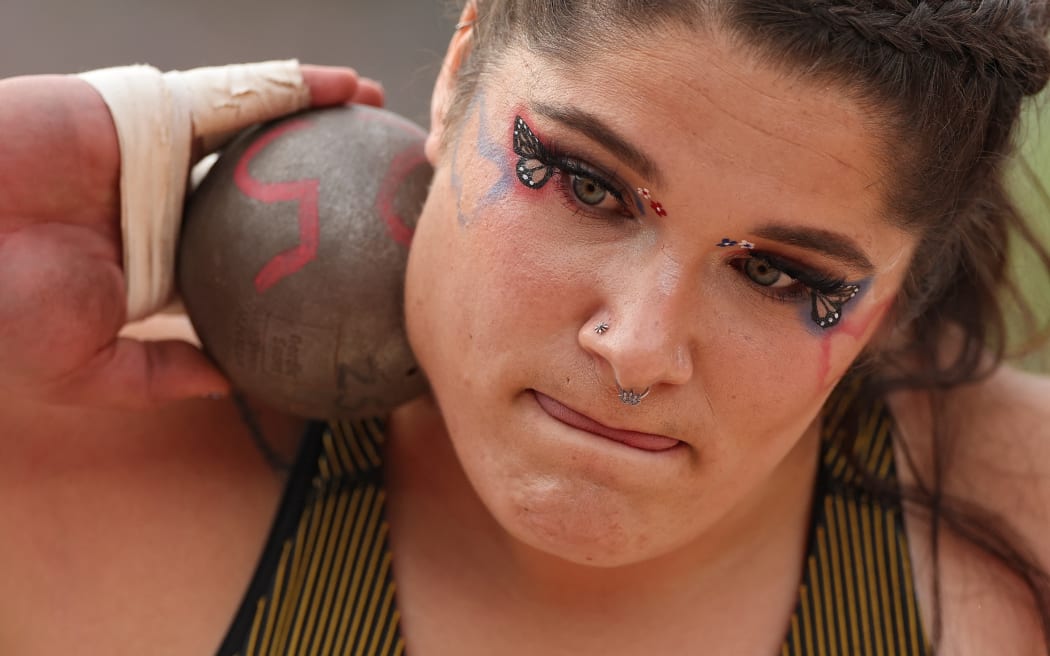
[744,257,788,287]
[571,175,608,206]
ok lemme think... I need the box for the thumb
[54,338,231,407]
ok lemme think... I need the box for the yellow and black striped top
[781,383,930,656]
[219,386,928,655]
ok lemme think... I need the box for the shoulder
[908,363,1050,561]
[890,363,1050,518]
[970,364,1050,432]
[888,363,1050,655]
[943,364,1050,517]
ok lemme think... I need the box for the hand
[0,64,384,407]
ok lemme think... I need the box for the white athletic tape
[77,60,310,322]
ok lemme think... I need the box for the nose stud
[594,322,610,335]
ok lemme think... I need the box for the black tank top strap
[218,419,403,656]
[780,379,931,655]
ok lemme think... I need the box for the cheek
[688,301,846,455]
[815,297,894,390]
[455,212,594,355]
[405,174,588,381]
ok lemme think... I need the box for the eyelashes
[508,116,862,329]
[512,116,632,218]
[734,251,861,329]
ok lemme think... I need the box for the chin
[487,471,675,568]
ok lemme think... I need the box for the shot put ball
[179,105,432,419]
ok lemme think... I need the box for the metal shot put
[179,105,432,419]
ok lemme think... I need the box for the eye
[563,172,627,215]
[571,174,608,206]
[743,257,794,288]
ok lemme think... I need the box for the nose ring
[617,386,651,406]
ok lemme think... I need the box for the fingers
[53,338,231,407]
[299,65,384,108]
[187,63,384,159]
[351,77,386,108]
[300,65,361,106]
[168,60,312,153]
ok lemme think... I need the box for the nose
[579,265,695,394]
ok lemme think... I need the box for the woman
[2,1,1050,654]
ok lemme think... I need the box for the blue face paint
[632,189,647,215]
[475,93,518,209]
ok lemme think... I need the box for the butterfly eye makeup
[513,117,556,190]
[508,118,864,330]
[727,245,863,330]
[512,115,639,219]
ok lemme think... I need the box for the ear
[425,1,478,165]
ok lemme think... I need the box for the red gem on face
[651,201,667,217]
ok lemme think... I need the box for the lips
[533,391,680,452]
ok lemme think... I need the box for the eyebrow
[752,224,876,274]
[531,102,665,187]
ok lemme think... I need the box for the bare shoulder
[889,363,1050,654]
[947,364,1050,505]
[970,363,1050,433]
[892,363,1050,514]
[929,364,1050,557]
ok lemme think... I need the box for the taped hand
[0,62,383,407]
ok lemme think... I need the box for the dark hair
[445,0,1050,650]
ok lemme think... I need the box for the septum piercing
[594,322,610,335]
[618,387,651,406]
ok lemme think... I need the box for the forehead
[483,27,896,237]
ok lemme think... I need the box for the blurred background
[1006,101,1050,372]
[2,0,1048,370]
[0,0,455,125]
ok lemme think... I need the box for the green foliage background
[1007,97,1050,373]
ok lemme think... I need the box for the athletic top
[218,380,930,655]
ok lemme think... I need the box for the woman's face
[404,27,916,566]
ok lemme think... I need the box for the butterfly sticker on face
[812,284,860,329]
[717,238,754,249]
[513,116,556,190]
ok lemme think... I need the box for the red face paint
[637,187,669,217]
[816,297,893,389]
